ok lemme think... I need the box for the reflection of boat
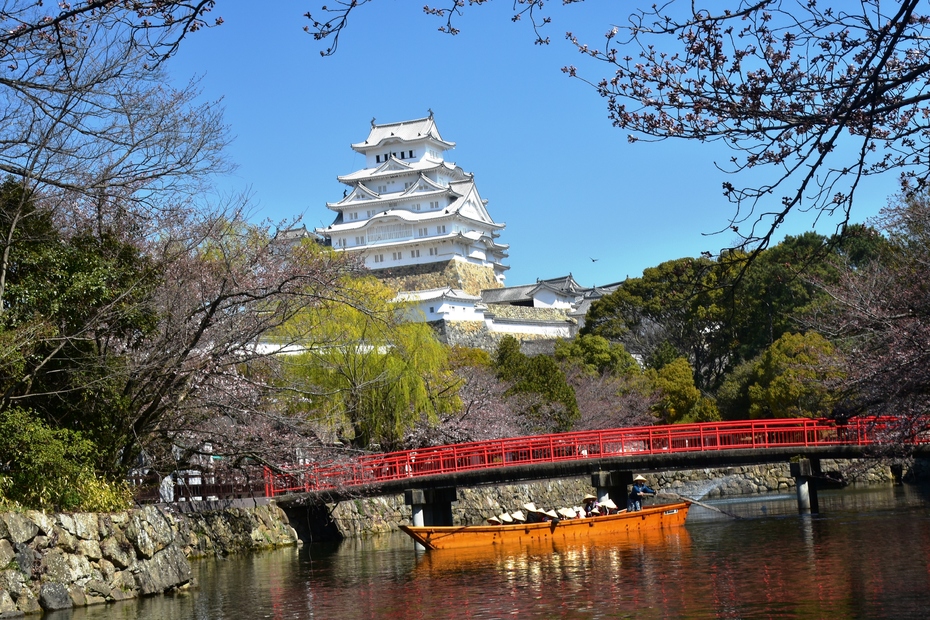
[399,501,690,550]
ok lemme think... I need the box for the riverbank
[320,458,928,538]
[0,502,299,615]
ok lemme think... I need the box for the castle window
[411,249,420,258]
[413,204,421,211]
[417,227,427,236]
[392,251,402,260]
[429,201,440,209]
[429,247,438,256]
[373,254,384,263]
[408,150,414,158]
[349,212,358,220]
[355,236,365,245]
[377,185,387,193]
[437,225,446,234]
[376,155,381,163]
[429,306,434,313]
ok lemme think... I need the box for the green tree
[647,357,719,424]
[282,276,459,451]
[715,357,757,421]
[553,334,638,377]
[583,256,737,391]
[746,332,844,419]
[494,335,579,432]
[0,407,130,511]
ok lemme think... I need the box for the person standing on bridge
[628,475,656,512]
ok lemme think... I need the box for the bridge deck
[267,417,928,505]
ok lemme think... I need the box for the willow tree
[281,277,459,451]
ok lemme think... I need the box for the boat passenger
[524,503,546,523]
[510,510,526,523]
[557,507,577,520]
[542,509,559,522]
[486,515,502,525]
[601,498,619,514]
[628,475,656,512]
[499,512,514,524]
[582,494,600,517]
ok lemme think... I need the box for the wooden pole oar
[657,491,744,520]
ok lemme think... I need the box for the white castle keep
[315,113,509,286]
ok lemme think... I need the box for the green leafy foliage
[282,277,459,450]
[494,335,579,432]
[553,333,639,376]
[747,332,844,419]
[647,358,720,424]
[0,407,131,511]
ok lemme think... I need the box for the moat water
[52,484,930,619]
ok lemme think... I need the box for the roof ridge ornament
[428,108,433,119]
[371,117,376,127]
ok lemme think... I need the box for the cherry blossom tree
[806,192,930,440]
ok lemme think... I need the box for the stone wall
[0,503,299,615]
[373,260,502,296]
[317,459,919,538]
[433,315,573,354]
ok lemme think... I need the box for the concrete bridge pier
[592,471,634,508]
[790,458,821,514]
[404,487,457,526]
[404,487,457,551]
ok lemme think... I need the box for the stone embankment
[0,503,299,616]
[322,459,920,538]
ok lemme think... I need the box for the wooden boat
[413,526,693,574]
[398,501,690,550]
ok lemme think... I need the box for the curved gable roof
[352,116,456,152]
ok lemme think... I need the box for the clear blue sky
[168,2,897,288]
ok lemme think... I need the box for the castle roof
[352,115,455,152]
[481,274,584,305]
[336,158,462,184]
[395,287,482,304]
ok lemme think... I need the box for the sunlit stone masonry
[315,112,509,294]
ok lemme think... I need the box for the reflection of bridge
[267,417,929,510]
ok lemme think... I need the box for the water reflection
[55,485,930,619]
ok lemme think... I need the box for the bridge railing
[263,416,920,497]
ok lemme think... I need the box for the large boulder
[133,545,191,596]
[38,583,71,611]
[0,589,17,616]
[99,535,135,570]
[124,506,176,559]
[71,514,99,541]
[0,541,14,570]
[1,515,37,545]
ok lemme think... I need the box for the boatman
[628,475,656,512]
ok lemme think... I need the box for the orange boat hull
[399,501,690,550]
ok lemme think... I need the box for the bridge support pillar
[592,471,633,508]
[790,458,820,515]
[404,487,457,527]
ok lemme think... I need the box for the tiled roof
[395,287,481,303]
[352,116,455,151]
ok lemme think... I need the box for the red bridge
[265,416,928,502]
